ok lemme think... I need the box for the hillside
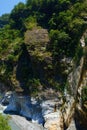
[0,0,87,129]
[0,0,86,92]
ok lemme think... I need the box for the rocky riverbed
[0,90,63,130]
[0,88,87,130]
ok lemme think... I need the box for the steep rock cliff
[63,31,87,130]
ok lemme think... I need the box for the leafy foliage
[0,0,86,59]
[0,114,11,130]
[26,78,41,95]
[0,14,9,28]
[25,0,87,58]
[49,30,71,58]
[24,16,37,29]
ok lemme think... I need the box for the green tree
[0,14,9,28]
[24,16,37,29]
[10,2,27,32]
[49,30,71,58]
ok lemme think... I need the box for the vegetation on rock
[0,0,87,94]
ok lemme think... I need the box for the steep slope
[0,1,87,130]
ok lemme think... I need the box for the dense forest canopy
[0,14,9,28]
[0,0,87,58]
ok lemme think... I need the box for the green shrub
[49,29,71,57]
[24,16,37,30]
[7,54,15,61]
[26,78,41,95]
[0,114,11,130]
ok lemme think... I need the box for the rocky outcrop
[62,31,87,130]
[44,112,63,130]
[11,115,45,130]
[59,55,84,129]
[24,28,54,88]
[66,119,77,130]
[67,57,84,96]
[25,28,50,49]
[63,97,75,128]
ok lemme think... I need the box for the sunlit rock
[44,111,63,130]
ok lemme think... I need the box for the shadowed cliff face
[75,55,87,129]
[16,44,33,92]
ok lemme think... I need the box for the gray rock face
[68,57,84,96]
[11,115,46,130]
[1,91,12,105]
[25,28,49,47]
